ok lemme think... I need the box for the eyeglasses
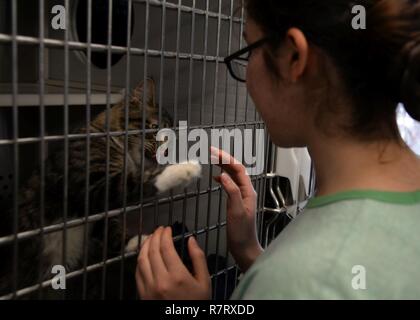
[224,37,271,83]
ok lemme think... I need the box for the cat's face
[131,79,173,160]
[145,108,172,160]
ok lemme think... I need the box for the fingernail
[218,173,225,183]
[210,155,219,164]
[210,146,219,155]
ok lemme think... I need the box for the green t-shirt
[230,190,420,300]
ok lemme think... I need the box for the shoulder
[231,209,356,300]
[232,199,420,300]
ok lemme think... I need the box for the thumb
[188,236,210,283]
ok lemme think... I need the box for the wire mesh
[0,0,300,300]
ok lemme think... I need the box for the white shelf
[0,83,124,107]
[0,93,123,107]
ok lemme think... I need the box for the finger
[188,236,210,283]
[212,175,222,184]
[160,227,189,273]
[137,235,154,287]
[219,172,246,212]
[210,147,254,197]
[149,227,169,279]
[210,146,241,165]
[135,266,147,299]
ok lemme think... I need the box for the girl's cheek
[246,62,256,96]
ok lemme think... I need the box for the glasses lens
[230,53,248,81]
[231,60,247,81]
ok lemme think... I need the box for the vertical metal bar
[187,1,196,127]
[101,0,113,299]
[230,0,248,297]
[234,3,245,122]
[309,161,316,198]
[180,195,187,260]
[211,2,222,127]
[62,0,70,300]
[156,0,167,230]
[82,0,92,300]
[11,0,19,298]
[203,0,211,259]
[200,2,209,128]
[154,0,166,228]
[213,179,223,300]
[181,0,197,261]
[258,130,271,247]
[210,0,223,299]
[223,0,233,125]
[173,1,181,128]
[190,0,199,238]
[167,0,182,228]
[119,0,133,300]
[158,0,167,132]
[137,0,150,289]
[221,0,235,300]
[194,0,210,241]
[175,0,189,259]
[256,132,264,245]
[37,0,46,299]
[206,0,223,298]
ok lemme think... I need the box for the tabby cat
[0,79,201,299]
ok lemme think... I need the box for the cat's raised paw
[154,161,202,193]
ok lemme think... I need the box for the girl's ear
[285,28,309,83]
[131,78,156,107]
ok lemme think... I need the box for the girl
[135,0,420,299]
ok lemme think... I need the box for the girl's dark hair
[245,0,420,141]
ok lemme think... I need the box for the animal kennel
[0,0,315,300]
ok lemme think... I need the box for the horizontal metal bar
[0,220,232,299]
[263,207,288,214]
[0,34,225,63]
[0,92,122,107]
[0,121,264,145]
[0,250,135,300]
[210,265,237,281]
[133,0,243,24]
[0,186,220,245]
[0,178,271,247]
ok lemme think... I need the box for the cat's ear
[131,78,156,107]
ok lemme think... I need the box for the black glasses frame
[224,37,271,82]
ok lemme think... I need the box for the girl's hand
[211,147,264,272]
[136,226,211,300]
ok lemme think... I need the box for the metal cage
[0,0,313,300]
